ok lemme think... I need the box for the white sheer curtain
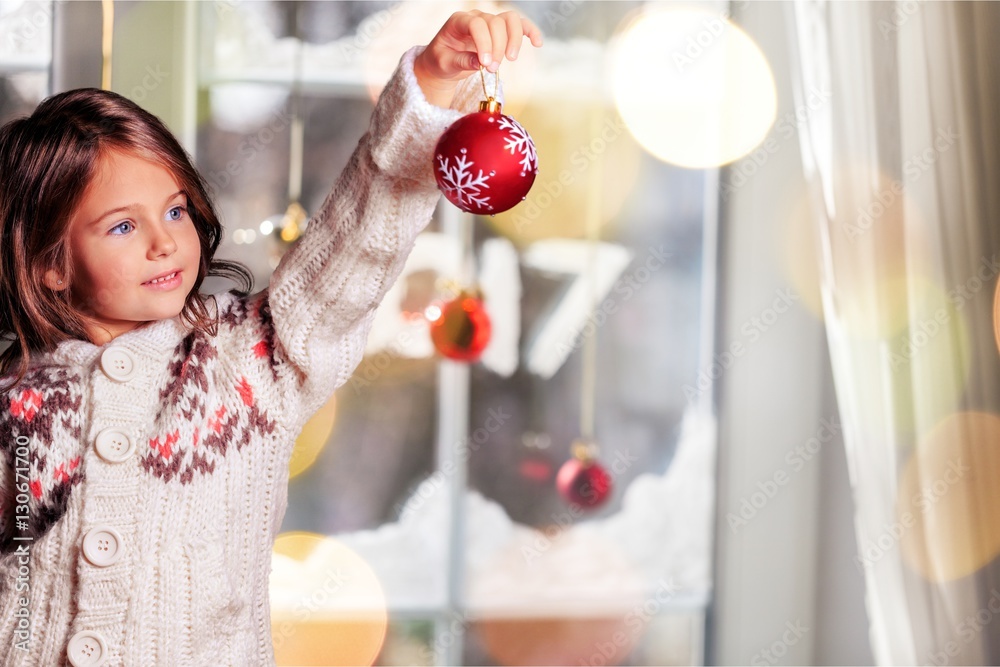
[790,1,1000,664]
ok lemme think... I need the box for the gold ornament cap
[570,438,600,464]
[479,97,502,114]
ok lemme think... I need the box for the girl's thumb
[439,50,482,76]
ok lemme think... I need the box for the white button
[94,429,135,463]
[82,526,123,567]
[67,630,108,667]
[100,347,137,382]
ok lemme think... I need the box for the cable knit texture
[0,47,499,667]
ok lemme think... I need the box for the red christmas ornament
[434,97,538,215]
[428,290,492,362]
[556,440,612,509]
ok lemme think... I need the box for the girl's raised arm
[233,12,539,429]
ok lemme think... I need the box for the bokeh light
[898,412,1000,582]
[270,532,388,666]
[840,276,970,444]
[993,276,1000,359]
[288,393,337,479]
[822,163,933,339]
[610,8,777,168]
[487,104,640,247]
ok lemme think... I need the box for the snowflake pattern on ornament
[436,149,494,211]
[498,116,538,174]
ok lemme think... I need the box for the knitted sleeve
[259,46,498,428]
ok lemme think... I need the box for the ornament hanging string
[101,0,114,90]
[580,104,604,444]
[281,0,308,242]
[479,64,500,101]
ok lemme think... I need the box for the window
[195,2,717,664]
[0,0,52,126]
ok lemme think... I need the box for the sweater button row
[67,630,108,666]
[100,347,138,383]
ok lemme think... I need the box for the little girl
[0,10,541,666]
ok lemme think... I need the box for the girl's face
[47,149,202,345]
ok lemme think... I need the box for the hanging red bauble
[556,439,612,509]
[434,97,538,215]
[428,289,492,362]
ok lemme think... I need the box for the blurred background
[3,0,1000,665]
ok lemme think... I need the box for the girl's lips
[143,270,182,290]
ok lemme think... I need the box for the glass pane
[0,0,52,126]
[197,2,716,664]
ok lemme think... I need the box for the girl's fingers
[435,10,544,74]
[522,17,544,47]
[486,15,508,71]
[503,12,524,60]
[437,48,482,76]
[465,14,494,68]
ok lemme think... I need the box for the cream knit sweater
[0,47,496,667]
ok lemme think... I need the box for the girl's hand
[413,10,543,108]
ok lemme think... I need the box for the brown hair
[0,88,253,391]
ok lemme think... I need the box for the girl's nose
[148,223,178,257]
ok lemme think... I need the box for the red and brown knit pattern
[140,292,280,485]
[0,366,86,553]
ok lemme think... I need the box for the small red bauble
[556,440,612,509]
[434,99,538,215]
[428,290,492,362]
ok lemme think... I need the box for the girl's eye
[166,205,187,222]
[109,221,134,236]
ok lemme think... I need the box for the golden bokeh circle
[898,412,1000,582]
[271,533,388,666]
[289,393,337,479]
[610,8,777,168]
[486,104,640,247]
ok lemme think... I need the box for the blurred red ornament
[556,440,612,508]
[434,98,537,215]
[428,290,492,362]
